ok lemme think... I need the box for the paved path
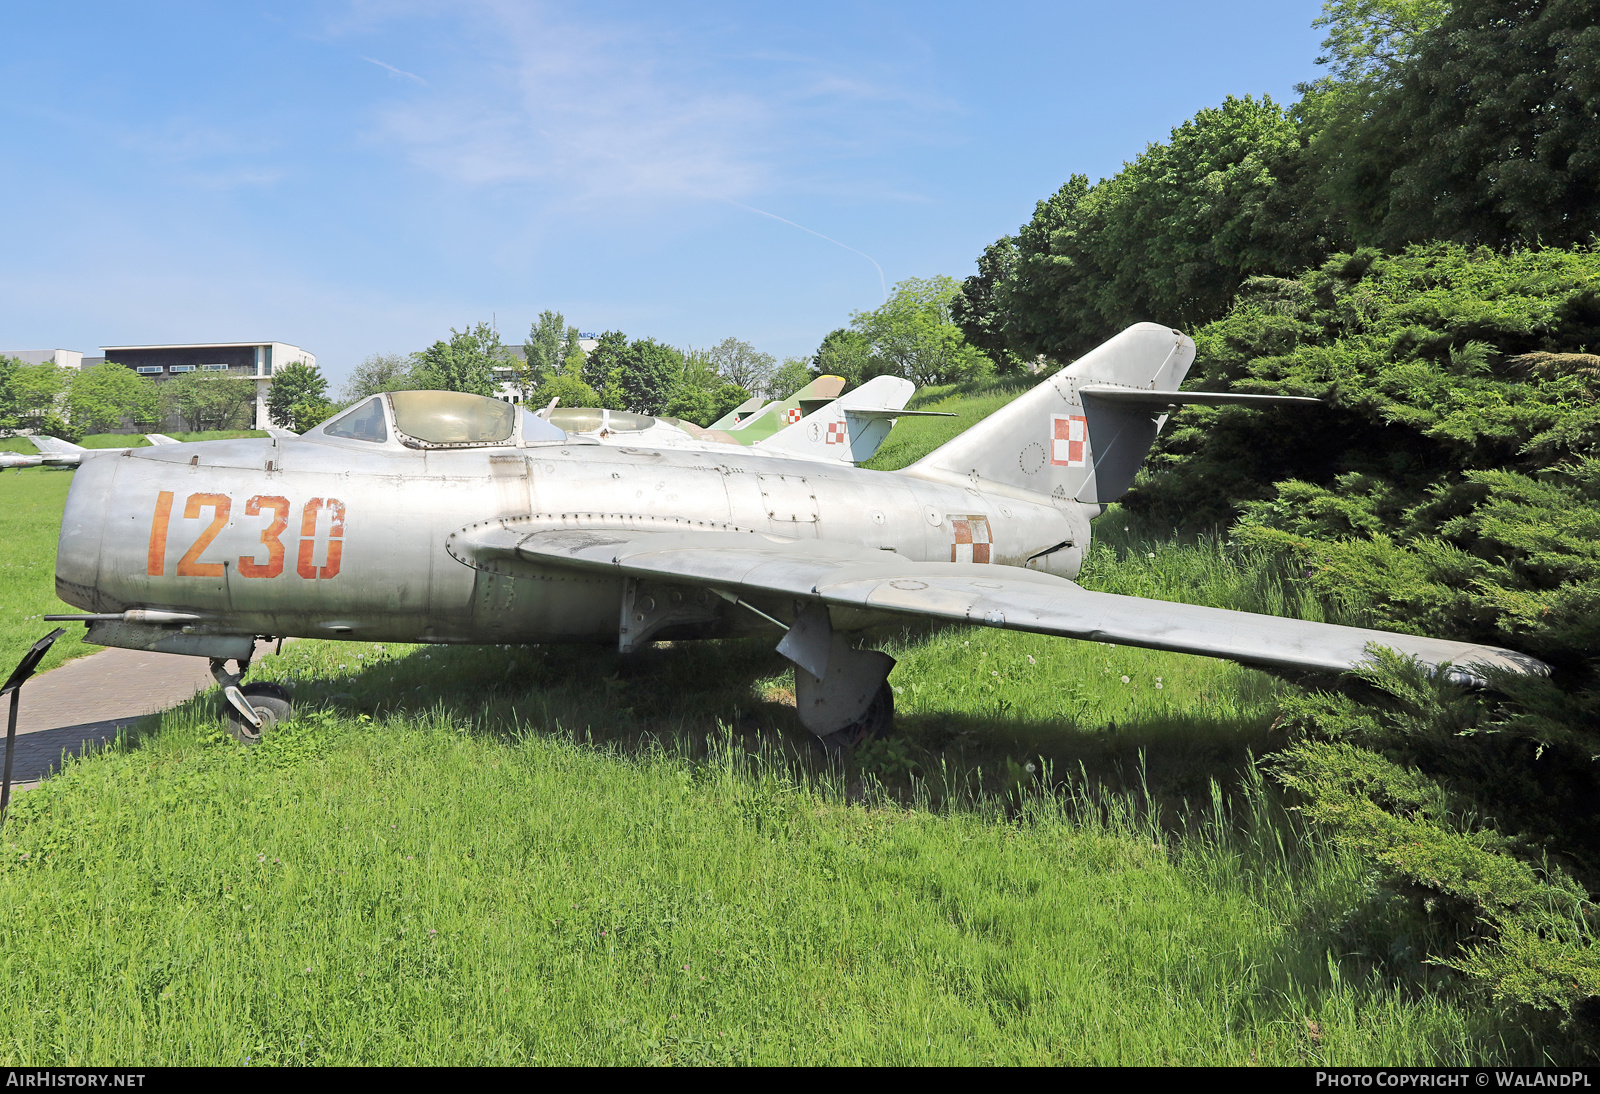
[2,642,269,792]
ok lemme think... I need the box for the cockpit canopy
[313,391,568,449]
[390,390,514,445]
[547,407,657,435]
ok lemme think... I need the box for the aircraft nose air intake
[54,450,116,612]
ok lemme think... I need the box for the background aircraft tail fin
[723,375,847,442]
[901,323,1195,507]
[754,375,916,463]
[707,395,771,431]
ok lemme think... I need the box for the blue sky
[1,1,1326,387]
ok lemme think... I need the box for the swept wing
[450,525,1544,684]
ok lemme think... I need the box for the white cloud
[356,1,956,210]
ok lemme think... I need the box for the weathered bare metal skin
[58,432,1081,643]
[51,323,1547,689]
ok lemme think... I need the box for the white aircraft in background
[545,374,953,466]
[1,433,179,470]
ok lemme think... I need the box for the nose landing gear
[210,652,293,744]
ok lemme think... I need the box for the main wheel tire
[821,682,895,753]
[223,683,293,745]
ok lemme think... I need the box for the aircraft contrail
[363,57,427,84]
[719,198,888,304]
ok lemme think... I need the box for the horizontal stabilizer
[28,435,84,456]
[1079,386,1320,408]
[449,523,1546,685]
[843,408,957,421]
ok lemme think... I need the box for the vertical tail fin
[754,375,916,463]
[707,396,771,431]
[901,323,1195,506]
[723,375,847,441]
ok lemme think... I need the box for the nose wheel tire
[821,682,895,753]
[223,682,293,745]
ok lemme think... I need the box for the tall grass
[0,678,1572,1065]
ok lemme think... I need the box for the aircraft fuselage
[55,435,1090,650]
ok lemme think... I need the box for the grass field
[0,412,1583,1064]
[0,429,268,455]
[1,471,89,677]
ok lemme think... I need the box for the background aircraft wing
[27,435,84,456]
[451,525,1545,683]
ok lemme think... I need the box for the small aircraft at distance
[1,433,180,470]
[546,373,953,466]
[45,323,1546,748]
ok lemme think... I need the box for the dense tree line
[340,296,998,430]
[962,0,1600,1022]
[956,0,1599,362]
[340,319,775,425]
[0,355,275,438]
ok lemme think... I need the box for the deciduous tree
[706,337,775,395]
[768,357,814,399]
[580,331,628,403]
[161,372,257,432]
[521,310,581,399]
[615,338,682,416]
[67,364,159,434]
[266,361,332,432]
[6,362,72,434]
[1314,0,1600,249]
[851,276,991,387]
[339,353,417,405]
[664,349,749,425]
[412,322,501,395]
[812,329,872,387]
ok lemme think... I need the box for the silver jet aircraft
[46,324,1545,747]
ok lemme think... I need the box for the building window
[202,363,228,371]
[169,365,195,373]
[135,366,163,375]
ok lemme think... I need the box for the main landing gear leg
[776,604,896,752]
[210,647,292,745]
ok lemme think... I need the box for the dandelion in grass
[1026,655,1036,665]
[1121,675,1130,684]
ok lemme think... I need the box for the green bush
[1117,242,1600,1020]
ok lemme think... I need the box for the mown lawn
[0,414,1582,1064]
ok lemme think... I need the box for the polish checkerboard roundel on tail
[754,375,926,464]
[901,324,1197,507]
